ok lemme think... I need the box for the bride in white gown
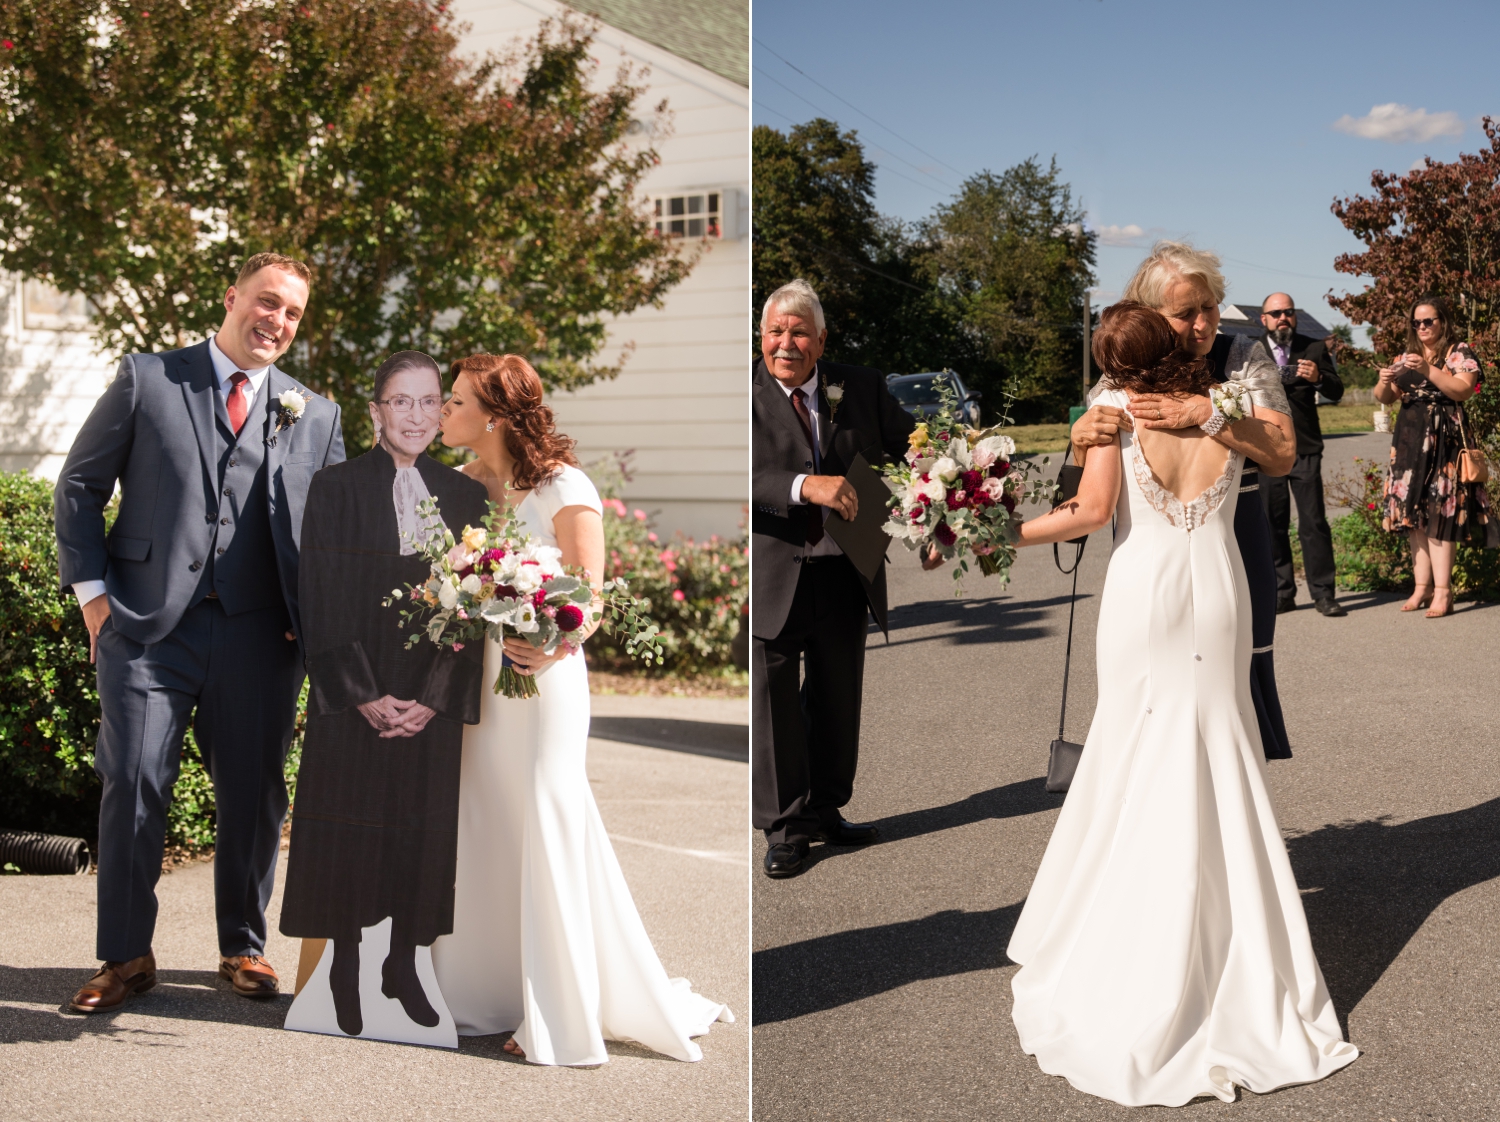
[430,353,731,1066]
[1003,304,1357,1106]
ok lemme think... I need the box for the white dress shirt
[73,335,272,610]
[780,365,843,558]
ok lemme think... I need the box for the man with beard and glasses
[1257,293,1345,617]
[750,278,913,879]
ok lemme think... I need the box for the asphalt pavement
[752,473,1500,1121]
[0,694,749,1122]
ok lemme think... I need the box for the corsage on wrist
[1202,384,1248,436]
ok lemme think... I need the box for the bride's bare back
[1132,411,1231,505]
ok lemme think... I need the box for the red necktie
[226,372,250,435]
[790,388,823,546]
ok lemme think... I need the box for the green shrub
[585,459,748,677]
[0,470,306,851]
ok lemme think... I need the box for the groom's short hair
[235,252,312,288]
[761,278,826,334]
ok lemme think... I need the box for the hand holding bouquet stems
[382,498,665,698]
[881,386,1053,589]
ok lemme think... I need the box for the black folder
[825,452,895,583]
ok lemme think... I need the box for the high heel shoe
[1425,586,1453,618]
[1400,583,1433,611]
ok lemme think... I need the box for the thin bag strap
[1057,548,1081,740]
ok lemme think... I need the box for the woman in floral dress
[1375,296,1498,617]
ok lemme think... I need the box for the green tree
[750,118,975,380]
[0,0,690,447]
[920,158,1096,423]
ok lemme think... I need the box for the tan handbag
[1458,404,1489,484]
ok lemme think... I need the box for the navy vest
[191,377,282,615]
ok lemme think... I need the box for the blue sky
[751,0,1500,341]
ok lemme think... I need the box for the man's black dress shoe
[1275,596,1297,614]
[763,841,808,878]
[813,818,880,846]
[1314,597,1347,617]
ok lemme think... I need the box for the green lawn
[1004,402,1388,454]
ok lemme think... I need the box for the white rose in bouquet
[970,434,1016,470]
[438,578,461,609]
[459,573,483,596]
[918,475,948,503]
[931,456,959,482]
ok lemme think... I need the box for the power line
[752,39,966,179]
[751,66,957,194]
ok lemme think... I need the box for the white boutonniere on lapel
[824,381,845,420]
[267,389,311,446]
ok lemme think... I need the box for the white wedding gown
[431,465,731,1065]
[1007,393,1357,1106]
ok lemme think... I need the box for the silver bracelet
[1200,407,1230,437]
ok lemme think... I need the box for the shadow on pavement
[752,902,1025,1025]
[1288,796,1500,1036]
[869,777,1058,843]
[754,796,1500,1032]
[0,966,289,1042]
[873,593,1087,648]
[588,716,748,762]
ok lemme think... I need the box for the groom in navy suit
[54,253,345,1012]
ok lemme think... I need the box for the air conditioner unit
[652,188,738,239]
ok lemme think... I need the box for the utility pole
[1082,289,1092,399]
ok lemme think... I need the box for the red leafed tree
[1329,117,1500,446]
[1329,117,1500,354]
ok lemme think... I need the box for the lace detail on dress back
[1129,440,1239,531]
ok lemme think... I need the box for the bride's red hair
[1092,301,1213,396]
[451,354,578,490]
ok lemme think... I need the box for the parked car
[886,369,983,427]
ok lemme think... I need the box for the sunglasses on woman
[1412,317,1442,329]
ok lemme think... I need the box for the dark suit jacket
[751,359,915,640]
[1265,331,1342,457]
[53,341,345,645]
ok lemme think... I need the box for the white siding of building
[1,1,748,541]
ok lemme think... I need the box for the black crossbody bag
[1046,456,1089,795]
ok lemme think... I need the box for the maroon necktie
[790,388,823,546]
[226,371,250,436]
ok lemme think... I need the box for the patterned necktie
[790,388,823,546]
[226,372,250,436]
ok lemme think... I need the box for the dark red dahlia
[556,604,585,631]
[933,521,957,547]
[989,461,1010,478]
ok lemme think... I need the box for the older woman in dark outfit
[279,351,488,1036]
[1375,296,1498,618]
[1071,242,1298,759]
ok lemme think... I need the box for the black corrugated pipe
[0,831,91,875]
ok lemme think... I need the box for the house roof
[1218,303,1331,339]
[571,0,747,87]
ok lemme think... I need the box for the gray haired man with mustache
[54,253,345,1012]
[751,279,914,878]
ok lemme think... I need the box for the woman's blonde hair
[1122,240,1227,309]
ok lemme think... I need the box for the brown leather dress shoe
[219,954,280,998]
[69,952,157,1013]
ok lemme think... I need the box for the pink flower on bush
[603,498,627,517]
[672,590,686,601]
[555,604,585,632]
[633,509,647,521]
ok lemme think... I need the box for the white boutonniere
[1209,383,1248,423]
[268,388,311,445]
[824,381,844,419]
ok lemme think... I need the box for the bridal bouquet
[880,390,1051,587]
[383,499,664,698]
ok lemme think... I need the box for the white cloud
[1332,103,1464,143]
[1091,223,1166,248]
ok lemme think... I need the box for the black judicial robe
[280,446,489,944]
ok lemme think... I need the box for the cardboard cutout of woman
[279,352,489,1038]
